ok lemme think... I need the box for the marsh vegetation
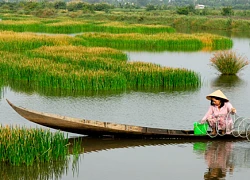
[210,50,249,75]
[0,125,82,166]
[0,1,249,169]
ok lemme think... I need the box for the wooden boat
[6,99,247,140]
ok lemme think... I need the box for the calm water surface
[1,37,250,179]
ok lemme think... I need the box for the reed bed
[92,13,250,32]
[0,50,128,90]
[230,19,250,32]
[0,31,202,91]
[0,44,201,91]
[44,20,94,34]
[93,22,176,34]
[31,45,128,62]
[192,33,233,50]
[0,18,175,34]
[28,46,201,89]
[124,62,201,88]
[77,32,232,51]
[2,12,250,33]
[0,20,42,32]
[0,125,81,166]
[3,77,127,98]
[0,31,87,52]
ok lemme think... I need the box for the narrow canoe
[6,99,247,140]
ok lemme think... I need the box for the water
[1,37,250,179]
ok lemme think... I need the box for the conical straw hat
[206,90,229,102]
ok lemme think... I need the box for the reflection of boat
[68,136,221,153]
[68,137,199,153]
[6,99,247,140]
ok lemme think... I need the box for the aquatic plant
[92,22,176,34]
[0,18,175,34]
[77,32,232,51]
[0,31,87,52]
[192,33,233,50]
[0,125,82,166]
[0,41,201,91]
[210,50,249,75]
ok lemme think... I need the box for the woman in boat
[200,90,236,135]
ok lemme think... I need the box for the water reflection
[68,136,197,153]
[0,157,79,180]
[204,141,233,180]
[211,75,245,88]
[194,141,250,180]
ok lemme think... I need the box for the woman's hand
[231,108,237,113]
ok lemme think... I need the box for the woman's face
[211,98,221,106]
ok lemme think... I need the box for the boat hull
[6,99,247,140]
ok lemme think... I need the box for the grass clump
[0,125,82,166]
[210,50,249,75]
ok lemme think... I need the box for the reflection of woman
[204,141,233,180]
[200,90,236,135]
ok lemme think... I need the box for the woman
[200,90,236,135]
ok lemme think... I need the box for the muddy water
[0,37,250,180]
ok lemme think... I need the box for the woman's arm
[226,102,236,114]
[200,106,213,124]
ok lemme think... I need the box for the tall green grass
[1,76,199,98]
[0,30,232,53]
[0,31,88,52]
[0,125,82,166]
[0,18,175,34]
[0,30,202,91]
[1,11,250,33]
[82,13,250,33]
[210,50,249,75]
[0,44,201,91]
[77,32,232,51]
